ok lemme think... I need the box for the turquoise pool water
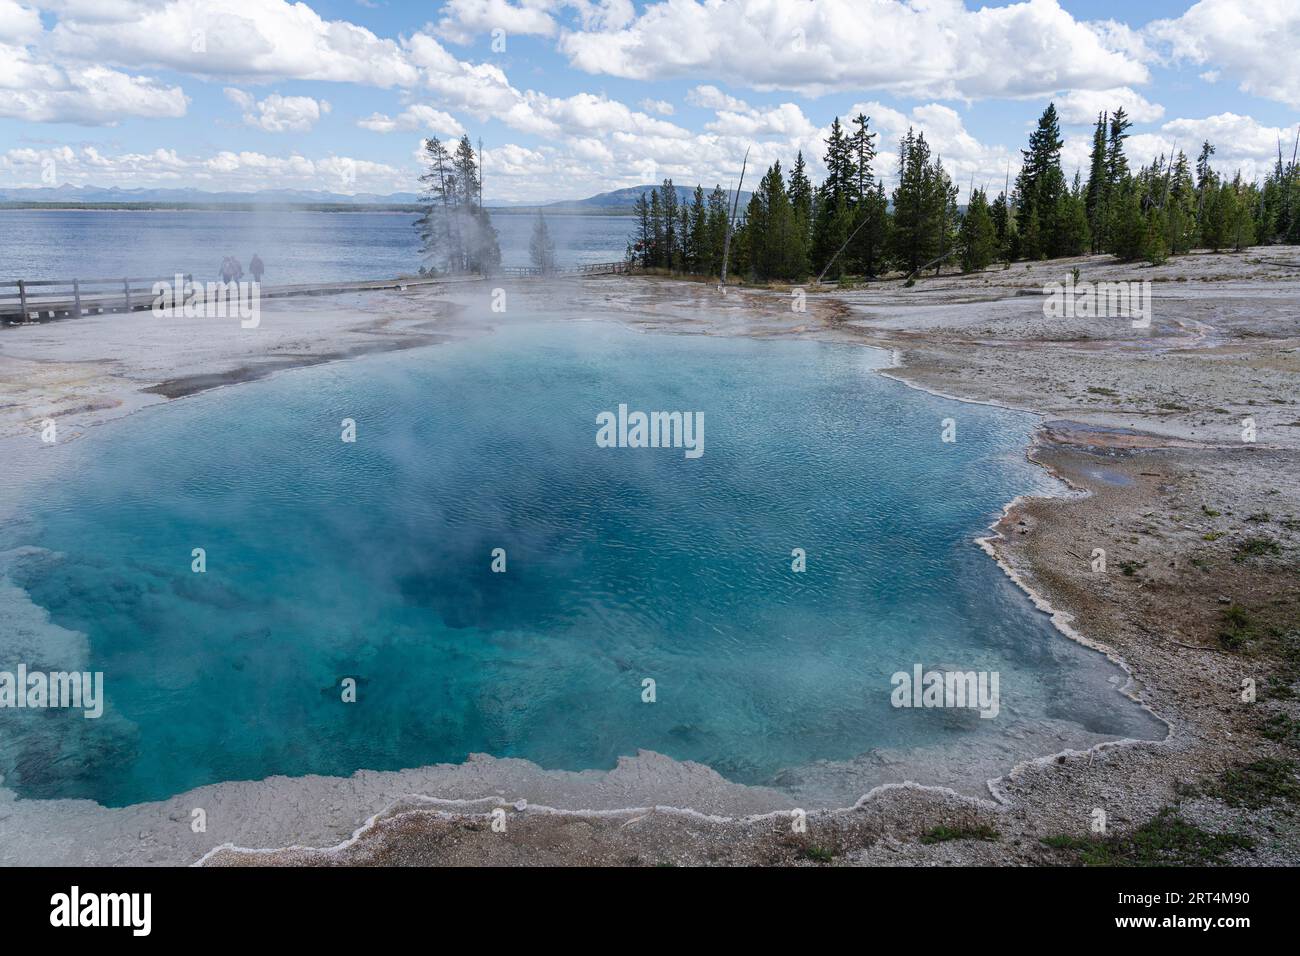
[0,323,1161,806]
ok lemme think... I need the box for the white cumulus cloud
[0,45,187,124]
[225,89,332,132]
[1052,87,1165,125]
[1147,0,1300,107]
[559,0,1150,100]
[358,104,465,137]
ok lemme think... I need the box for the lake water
[0,209,630,284]
[0,323,1162,807]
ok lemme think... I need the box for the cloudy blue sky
[1,0,1297,201]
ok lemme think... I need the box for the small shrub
[1215,758,1300,808]
[804,845,834,863]
[1261,714,1300,748]
[1219,603,1256,649]
[1040,808,1253,866]
[1235,537,1282,561]
[920,824,999,845]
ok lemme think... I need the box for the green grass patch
[1040,808,1253,866]
[920,824,1000,845]
[1260,713,1300,748]
[1219,603,1258,650]
[1235,537,1282,561]
[1087,387,1119,397]
[1214,758,1300,809]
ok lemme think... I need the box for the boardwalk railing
[0,276,194,324]
[500,261,628,278]
[0,273,453,324]
[0,263,629,324]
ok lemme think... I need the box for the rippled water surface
[0,209,629,283]
[1,323,1162,806]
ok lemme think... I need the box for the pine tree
[990,190,1015,262]
[855,180,890,278]
[1194,139,1218,232]
[780,156,811,277]
[823,118,851,205]
[658,179,679,271]
[453,135,480,206]
[812,118,852,269]
[816,190,851,279]
[788,151,814,223]
[1259,139,1297,242]
[1200,179,1227,250]
[1165,151,1197,254]
[688,185,708,274]
[649,189,664,268]
[1021,207,1042,261]
[1107,179,1145,261]
[1106,108,1133,188]
[958,186,998,273]
[1140,208,1168,265]
[788,152,814,274]
[416,136,455,273]
[891,129,946,274]
[931,154,958,274]
[1283,133,1300,243]
[849,113,877,205]
[747,161,806,281]
[416,134,499,274]
[447,135,499,273]
[1225,174,1257,251]
[1016,103,1065,255]
[1054,172,1090,257]
[678,204,691,272]
[632,192,652,267]
[1084,112,1109,252]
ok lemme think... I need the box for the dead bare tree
[1287,126,1299,240]
[1160,140,1177,210]
[719,147,750,288]
[816,212,873,285]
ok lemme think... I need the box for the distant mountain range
[0,183,752,215]
[515,184,753,213]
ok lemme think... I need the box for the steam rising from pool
[0,323,1162,807]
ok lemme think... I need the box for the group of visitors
[220,254,265,284]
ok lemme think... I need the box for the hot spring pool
[0,322,1162,807]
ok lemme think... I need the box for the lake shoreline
[2,252,1297,865]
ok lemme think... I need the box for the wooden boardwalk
[500,261,628,278]
[0,261,629,325]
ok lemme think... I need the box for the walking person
[249,253,264,284]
